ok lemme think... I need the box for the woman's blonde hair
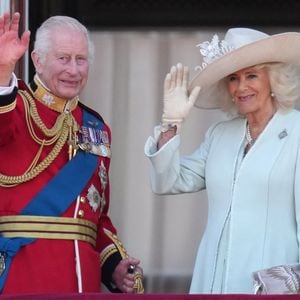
[216,62,300,116]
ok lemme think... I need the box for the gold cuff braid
[103,228,144,293]
[0,100,16,114]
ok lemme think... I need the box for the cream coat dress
[144,109,300,294]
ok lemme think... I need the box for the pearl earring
[271,92,275,98]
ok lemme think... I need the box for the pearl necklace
[246,123,255,146]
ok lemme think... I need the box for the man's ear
[31,51,42,74]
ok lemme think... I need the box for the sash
[0,109,103,292]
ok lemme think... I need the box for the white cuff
[0,74,18,95]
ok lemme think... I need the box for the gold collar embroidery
[29,75,79,113]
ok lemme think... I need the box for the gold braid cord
[103,229,144,294]
[0,90,79,187]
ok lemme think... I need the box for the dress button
[80,196,86,203]
[78,210,85,217]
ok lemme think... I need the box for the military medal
[78,125,111,157]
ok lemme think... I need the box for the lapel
[237,110,299,181]
[207,110,300,191]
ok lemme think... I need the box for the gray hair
[33,15,95,63]
[217,63,300,116]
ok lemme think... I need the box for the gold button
[78,210,85,217]
[80,196,86,203]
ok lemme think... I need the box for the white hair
[33,15,95,64]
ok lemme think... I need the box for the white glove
[161,63,201,133]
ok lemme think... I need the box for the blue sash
[0,109,103,292]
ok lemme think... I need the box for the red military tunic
[0,79,125,294]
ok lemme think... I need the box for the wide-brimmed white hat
[189,28,300,109]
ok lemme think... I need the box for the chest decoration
[87,184,104,212]
[86,161,108,213]
[98,161,108,212]
[78,125,111,158]
[99,161,108,190]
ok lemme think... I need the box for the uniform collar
[29,74,79,113]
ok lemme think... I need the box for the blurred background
[2,0,300,293]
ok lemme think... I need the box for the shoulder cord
[0,90,79,187]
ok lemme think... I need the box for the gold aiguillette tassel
[68,124,73,160]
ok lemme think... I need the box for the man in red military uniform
[0,12,143,294]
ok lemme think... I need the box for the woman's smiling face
[227,65,273,115]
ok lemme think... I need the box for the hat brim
[189,32,300,109]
